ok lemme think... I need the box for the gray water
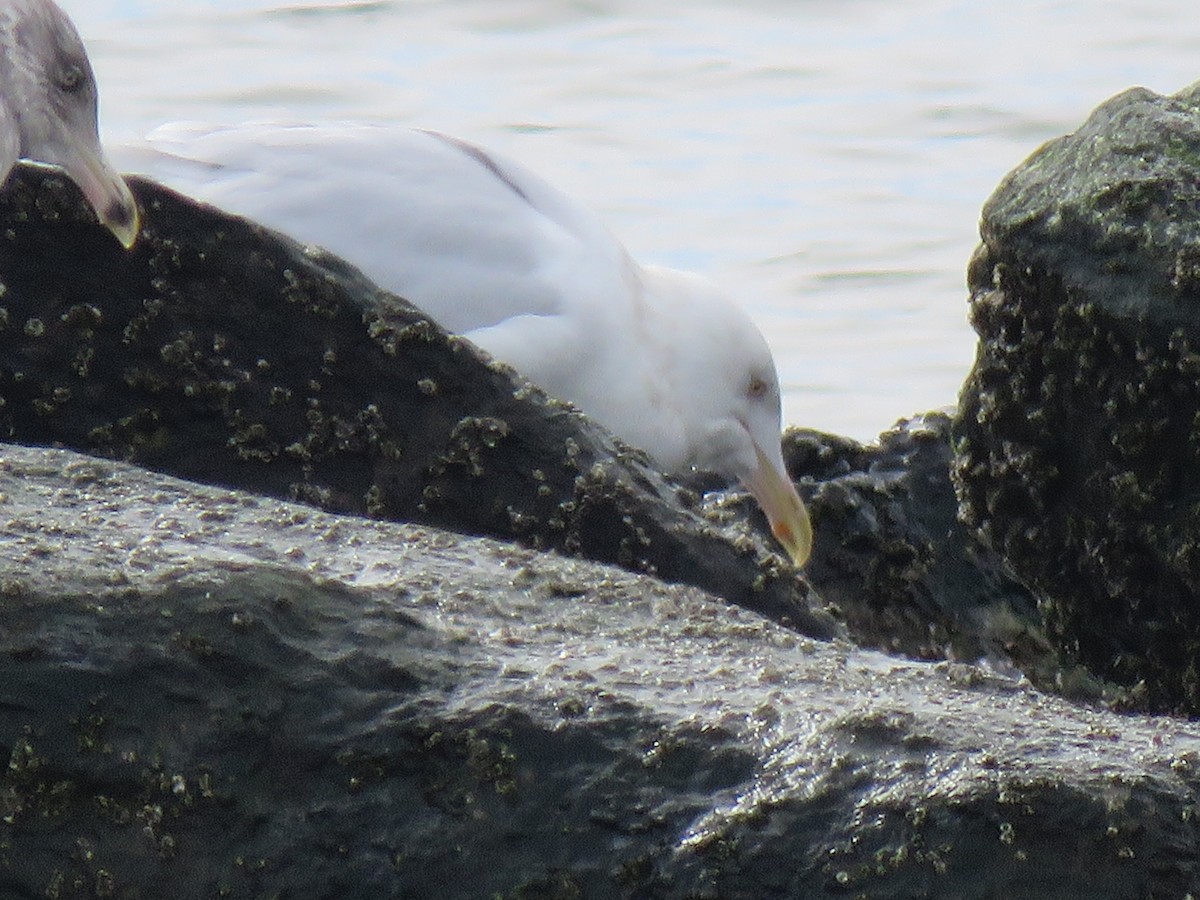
[64,0,1200,441]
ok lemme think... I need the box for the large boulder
[0,165,830,637]
[0,165,1045,666]
[3,445,1200,899]
[953,83,1200,712]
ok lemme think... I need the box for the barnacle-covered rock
[0,165,831,637]
[0,164,1055,674]
[789,413,1046,671]
[953,82,1200,712]
[2,446,1199,899]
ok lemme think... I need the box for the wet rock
[0,163,1056,681]
[2,445,1200,899]
[0,165,831,638]
[953,82,1200,713]
[789,413,1049,674]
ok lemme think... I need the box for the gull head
[644,266,814,567]
[0,0,138,247]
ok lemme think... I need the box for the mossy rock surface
[953,82,1200,712]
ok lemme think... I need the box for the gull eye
[56,63,86,94]
[748,375,768,400]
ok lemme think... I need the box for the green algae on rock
[953,82,1200,713]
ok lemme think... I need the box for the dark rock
[3,446,1200,899]
[0,163,1057,682]
[789,413,1050,675]
[0,165,832,639]
[3,99,1195,897]
[952,82,1200,713]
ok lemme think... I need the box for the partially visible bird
[122,122,812,565]
[0,0,138,247]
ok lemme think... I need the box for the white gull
[121,121,812,565]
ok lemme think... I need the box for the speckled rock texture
[3,446,1200,900]
[0,165,1048,666]
[789,414,1048,675]
[953,82,1200,713]
[0,165,831,638]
